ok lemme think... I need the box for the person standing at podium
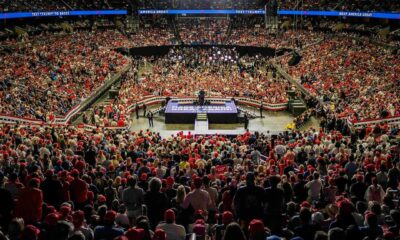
[199,89,206,106]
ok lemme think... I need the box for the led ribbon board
[0,10,127,19]
[138,9,400,19]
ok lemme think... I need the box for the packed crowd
[0,0,66,12]
[116,47,291,111]
[177,19,229,45]
[126,17,178,47]
[278,0,400,12]
[277,0,341,11]
[280,34,400,122]
[338,0,400,13]
[129,27,178,47]
[0,115,398,240]
[227,17,322,49]
[0,30,130,121]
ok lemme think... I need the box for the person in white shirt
[182,177,212,211]
[156,209,186,240]
[305,172,323,202]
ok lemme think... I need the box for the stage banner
[165,101,238,114]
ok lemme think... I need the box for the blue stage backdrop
[138,9,400,19]
[0,10,127,19]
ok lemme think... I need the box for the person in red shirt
[15,178,43,224]
[69,169,88,209]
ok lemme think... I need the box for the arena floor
[129,105,320,137]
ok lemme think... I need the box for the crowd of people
[227,16,322,49]
[137,0,264,10]
[276,0,400,12]
[0,116,398,240]
[118,47,290,107]
[279,34,400,122]
[1,0,399,13]
[0,29,130,121]
[177,19,229,46]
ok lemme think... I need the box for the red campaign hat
[124,171,131,178]
[125,228,145,240]
[44,213,59,226]
[195,219,205,225]
[45,169,54,177]
[71,169,80,177]
[164,209,175,222]
[193,223,206,236]
[60,205,71,216]
[97,194,106,203]
[166,176,174,186]
[248,219,265,236]
[193,176,202,188]
[21,225,40,240]
[153,229,167,240]
[140,173,148,181]
[59,170,68,178]
[222,211,234,225]
[72,210,85,226]
[104,210,117,222]
[300,201,311,209]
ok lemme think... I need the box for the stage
[165,99,238,124]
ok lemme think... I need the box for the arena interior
[0,1,399,240]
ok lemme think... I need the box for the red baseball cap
[140,173,148,181]
[166,176,174,186]
[153,229,167,240]
[248,219,265,236]
[222,211,234,225]
[72,210,85,227]
[164,209,175,222]
[21,225,40,240]
[125,228,145,240]
[104,210,117,222]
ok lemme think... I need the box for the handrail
[273,62,310,96]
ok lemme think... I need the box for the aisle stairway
[195,113,209,134]
[196,113,208,121]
